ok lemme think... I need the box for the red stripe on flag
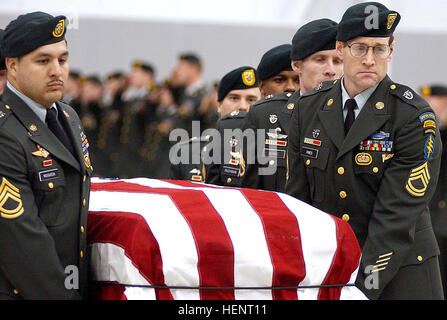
[167,189,235,300]
[90,180,236,300]
[241,189,306,300]
[317,216,361,300]
[87,210,174,300]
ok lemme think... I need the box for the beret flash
[217,66,258,102]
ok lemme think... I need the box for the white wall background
[1,0,446,89]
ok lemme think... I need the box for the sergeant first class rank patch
[0,177,24,219]
[406,162,430,197]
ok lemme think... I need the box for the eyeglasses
[347,43,392,59]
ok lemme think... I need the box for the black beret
[291,19,338,61]
[2,12,67,58]
[0,29,5,70]
[337,2,400,41]
[132,60,155,74]
[217,66,258,102]
[257,44,292,81]
[420,85,447,97]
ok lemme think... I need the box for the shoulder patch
[389,83,428,109]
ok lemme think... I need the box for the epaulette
[0,103,13,128]
[178,135,212,146]
[301,79,338,98]
[253,92,294,107]
[388,83,428,110]
[221,110,248,121]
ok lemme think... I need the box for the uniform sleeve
[356,106,442,299]
[241,108,261,189]
[0,130,80,299]
[285,101,311,203]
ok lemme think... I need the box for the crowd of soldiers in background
[65,54,219,179]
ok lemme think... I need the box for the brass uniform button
[375,102,384,110]
[5,105,11,110]
[337,167,345,175]
[82,198,86,207]
[13,289,19,295]
[305,159,311,166]
[83,175,87,182]
[80,226,85,233]
[48,182,54,189]
[339,191,347,199]
[80,250,84,258]
[417,256,423,262]
[342,214,350,222]
[226,177,232,184]
[372,167,379,173]
[287,103,294,110]
[390,84,396,90]
[327,99,333,106]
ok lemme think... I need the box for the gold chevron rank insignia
[405,162,430,197]
[0,178,24,219]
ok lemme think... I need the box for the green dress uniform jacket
[205,111,247,187]
[242,91,297,192]
[169,136,209,183]
[429,127,447,298]
[0,87,92,299]
[286,76,444,300]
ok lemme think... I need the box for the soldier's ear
[335,41,345,59]
[5,57,18,81]
[291,60,301,73]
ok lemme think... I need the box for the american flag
[87,178,367,300]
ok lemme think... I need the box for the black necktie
[344,98,357,135]
[46,107,74,154]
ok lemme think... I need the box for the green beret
[0,29,5,70]
[420,85,447,97]
[337,2,400,41]
[257,44,292,81]
[2,12,67,58]
[291,19,338,61]
[217,66,258,101]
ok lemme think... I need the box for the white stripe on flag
[90,242,156,300]
[278,193,337,300]
[203,188,273,300]
[89,191,201,300]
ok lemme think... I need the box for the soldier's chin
[45,91,64,103]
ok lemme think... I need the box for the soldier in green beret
[286,2,443,299]
[242,19,341,193]
[204,66,261,187]
[0,11,91,299]
[257,44,299,97]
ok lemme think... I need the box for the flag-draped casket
[87,178,367,300]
